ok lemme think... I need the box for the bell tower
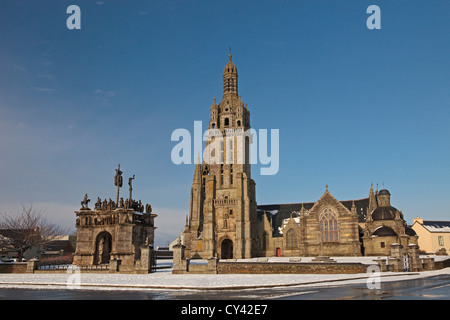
[223,52,238,96]
[182,53,257,259]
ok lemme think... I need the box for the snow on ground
[0,256,448,291]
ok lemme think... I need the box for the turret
[223,53,238,97]
[368,183,378,212]
[378,185,391,207]
[210,98,219,129]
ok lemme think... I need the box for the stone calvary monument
[73,164,157,273]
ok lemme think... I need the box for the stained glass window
[320,208,339,242]
[286,229,297,248]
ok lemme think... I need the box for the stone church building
[257,184,418,257]
[180,54,418,259]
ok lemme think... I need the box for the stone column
[373,258,387,272]
[390,243,404,260]
[26,259,38,273]
[135,244,153,274]
[172,241,189,274]
[207,257,219,274]
[388,258,403,272]
[407,244,422,271]
[389,243,405,272]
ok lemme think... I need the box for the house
[0,229,41,261]
[411,218,450,255]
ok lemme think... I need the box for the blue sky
[0,0,449,246]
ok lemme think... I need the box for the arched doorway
[93,231,112,265]
[221,238,233,259]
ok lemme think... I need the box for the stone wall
[217,261,368,274]
[435,257,450,270]
[0,262,27,273]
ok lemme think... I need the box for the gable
[257,194,368,237]
[307,190,353,218]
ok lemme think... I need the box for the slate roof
[257,198,369,236]
[43,240,75,254]
[421,221,450,233]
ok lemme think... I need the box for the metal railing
[37,263,109,271]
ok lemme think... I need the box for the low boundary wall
[172,258,369,274]
[0,262,27,273]
[218,261,368,274]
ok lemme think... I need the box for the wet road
[0,274,448,300]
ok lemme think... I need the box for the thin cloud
[33,87,54,93]
[36,72,54,79]
[14,65,27,72]
[93,89,116,105]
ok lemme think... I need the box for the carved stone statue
[81,194,91,209]
[128,175,135,188]
[128,174,135,204]
[114,164,123,188]
[114,164,123,205]
[95,197,102,210]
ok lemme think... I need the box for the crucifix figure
[128,174,135,207]
[114,164,123,205]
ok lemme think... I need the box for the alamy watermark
[366,265,381,290]
[367,5,381,30]
[66,265,81,289]
[66,5,81,30]
[171,121,279,176]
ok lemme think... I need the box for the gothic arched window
[286,229,297,248]
[319,208,339,242]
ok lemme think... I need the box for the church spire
[368,183,378,213]
[192,152,202,184]
[223,51,238,97]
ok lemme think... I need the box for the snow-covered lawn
[0,256,447,291]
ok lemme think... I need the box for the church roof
[224,53,237,74]
[378,188,391,196]
[371,205,402,221]
[257,198,369,236]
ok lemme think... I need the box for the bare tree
[0,205,69,261]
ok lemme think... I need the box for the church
[179,54,418,259]
[256,183,419,257]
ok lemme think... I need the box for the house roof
[421,221,450,233]
[0,229,39,243]
[43,240,75,253]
